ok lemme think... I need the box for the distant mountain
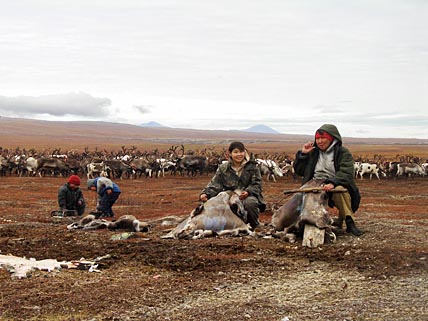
[1,117,427,150]
[241,124,280,134]
[139,121,167,128]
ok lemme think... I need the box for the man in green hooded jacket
[293,124,363,236]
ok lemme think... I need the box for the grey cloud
[133,105,153,114]
[370,113,428,121]
[219,111,428,137]
[349,113,428,127]
[355,128,371,134]
[0,92,111,117]
[279,112,428,127]
[312,104,346,114]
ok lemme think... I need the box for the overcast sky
[1,0,427,138]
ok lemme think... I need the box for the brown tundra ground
[1,164,428,320]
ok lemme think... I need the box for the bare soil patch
[1,174,427,321]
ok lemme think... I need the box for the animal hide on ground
[162,190,253,239]
[67,215,150,232]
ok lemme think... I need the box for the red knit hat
[68,175,81,186]
[315,131,334,142]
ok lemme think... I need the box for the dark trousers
[75,201,86,216]
[97,192,121,217]
[63,200,85,216]
[243,196,260,229]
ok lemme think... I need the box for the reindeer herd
[0,145,427,181]
[354,154,428,180]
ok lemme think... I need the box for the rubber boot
[332,217,343,229]
[345,216,363,236]
[90,210,104,219]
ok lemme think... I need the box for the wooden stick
[283,186,347,194]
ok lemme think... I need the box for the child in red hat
[57,175,86,215]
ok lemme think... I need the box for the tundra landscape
[1,118,427,321]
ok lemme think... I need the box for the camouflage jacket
[201,156,266,211]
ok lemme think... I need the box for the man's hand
[239,191,249,200]
[302,141,315,154]
[106,189,112,195]
[323,183,335,192]
[199,193,208,202]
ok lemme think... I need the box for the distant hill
[0,117,427,151]
[0,116,311,150]
[242,124,280,134]
[139,121,167,128]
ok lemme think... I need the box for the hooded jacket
[201,153,266,212]
[293,124,361,212]
[87,177,121,196]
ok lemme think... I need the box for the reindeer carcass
[162,190,253,239]
[271,180,342,247]
[67,214,149,232]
